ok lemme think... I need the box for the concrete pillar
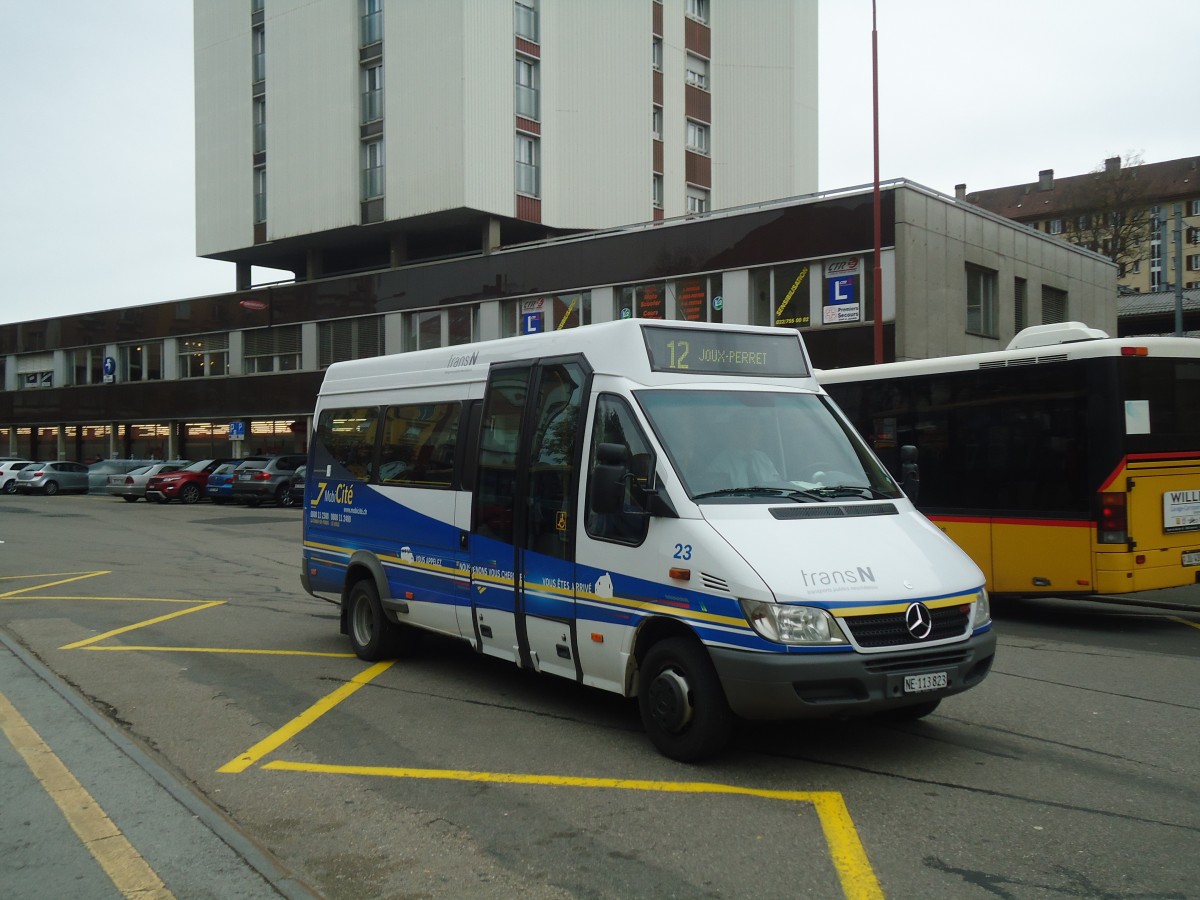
[482,218,501,255]
[236,262,252,291]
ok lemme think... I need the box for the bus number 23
[673,543,693,560]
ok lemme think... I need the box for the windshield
[637,389,902,502]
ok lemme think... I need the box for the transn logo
[312,482,327,507]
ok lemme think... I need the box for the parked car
[14,461,90,495]
[105,462,189,502]
[0,460,33,494]
[231,454,307,507]
[204,463,242,504]
[287,465,306,507]
[146,457,239,504]
[87,459,161,493]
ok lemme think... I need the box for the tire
[122,495,139,503]
[275,484,294,508]
[2,479,14,494]
[638,637,732,762]
[42,480,59,496]
[347,580,396,661]
[180,483,202,504]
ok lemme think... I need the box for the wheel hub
[647,668,693,733]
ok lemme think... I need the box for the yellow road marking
[0,571,110,599]
[60,601,227,650]
[217,660,394,774]
[80,645,356,658]
[1171,616,1200,631]
[262,761,883,900]
[0,691,175,899]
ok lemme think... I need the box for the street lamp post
[872,0,884,364]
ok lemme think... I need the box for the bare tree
[1061,153,1150,276]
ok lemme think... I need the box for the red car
[146,458,239,504]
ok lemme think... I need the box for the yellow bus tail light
[1097,492,1128,544]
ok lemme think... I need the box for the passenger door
[469,357,588,679]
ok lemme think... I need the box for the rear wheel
[638,637,732,762]
[347,580,396,660]
[2,479,15,494]
[275,483,294,508]
[43,480,59,496]
[180,483,202,504]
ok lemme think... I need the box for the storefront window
[501,292,592,337]
[617,282,666,319]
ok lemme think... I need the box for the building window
[1188,199,1200,217]
[686,0,709,23]
[652,36,663,70]
[965,264,998,337]
[516,134,539,196]
[652,106,662,139]
[1014,277,1027,332]
[253,167,266,223]
[514,0,538,42]
[16,353,54,389]
[179,334,230,378]
[515,57,539,119]
[252,26,265,82]
[244,324,301,374]
[119,341,163,382]
[652,174,663,209]
[1187,254,1200,272]
[686,187,709,214]
[362,139,384,200]
[252,98,266,154]
[1048,219,1063,235]
[69,347,106,386]
[500,293,592,337]
[686,120,708,154]
[1041,285,1067,323]
[685,54,708,89]
[319,317,383,368]
[362,64,383,124]
[404,307,476,351]
[361,0,382,45]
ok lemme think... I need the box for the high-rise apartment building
[195,0,818,289]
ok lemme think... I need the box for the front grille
[844,605,970,648]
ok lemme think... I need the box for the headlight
[740,599,848,645]
[974,588,991,628]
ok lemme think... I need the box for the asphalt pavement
[2,583,1197,900]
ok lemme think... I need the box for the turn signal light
[1097,492,1127,544]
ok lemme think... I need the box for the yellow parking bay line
[0,571,111,598]
[60,601,227,650]
[0,691,175,899]
[264,761,884,900]
[217,660,395,774]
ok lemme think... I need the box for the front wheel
[180,483,202,504]
[638,637,732,762]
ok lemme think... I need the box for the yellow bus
[820,323,1200,597]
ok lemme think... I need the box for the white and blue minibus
[302,319,995,760]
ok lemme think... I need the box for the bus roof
[318,319,820,397]
[818,333,1200,384]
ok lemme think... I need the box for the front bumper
[709,628,997,721]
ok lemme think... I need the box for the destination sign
[641,326,808,377]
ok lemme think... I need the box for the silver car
[105,462,190,502]
[87,459,160,492]
[14,461,90,496]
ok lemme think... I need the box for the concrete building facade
[0,183,1115,463]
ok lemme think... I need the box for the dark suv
[230,454,307,507]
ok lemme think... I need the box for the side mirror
[591,443,630,514]
[900,444,919,501]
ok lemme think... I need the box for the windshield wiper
[808,484,890,500]
[692,486,826,502]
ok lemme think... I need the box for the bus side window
[380,402,461,488]
[586,394,652,546]
[315,407,378,482]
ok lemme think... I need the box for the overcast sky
[0,1,1193,323]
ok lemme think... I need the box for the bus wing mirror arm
[592,443,678,519]
[900,444,920,502]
